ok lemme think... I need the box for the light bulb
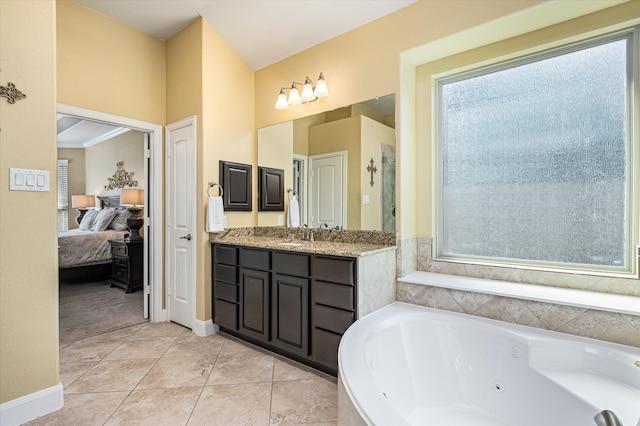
[301,77,316,102]
[288,84,301,105]
[314,72,329,98]
[275,89,289,110]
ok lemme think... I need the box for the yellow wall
[258,121,293,227]
[0,0,58,405]
[167,18,255,322]
[58,148,86,230]
[56,0,165,124]
[85,131,145,197]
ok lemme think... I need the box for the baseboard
[193,319,218,337]
[0,383,63,426]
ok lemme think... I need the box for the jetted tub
[338,302,640,426]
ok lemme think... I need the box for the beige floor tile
[219,336,271,355]
[273,357,321,382]
[85,323,147,341]
[60,338,123,363]
[59,361,98,389]
[137,356,215,389]
[188,382,272,426]
[163,334,226,358]
[270,378,337,425]
[65,359,157,394]
[24,392,129,426]
[105,387,202,426]
[133,321,192,338]
[104,336,176,360]
[207,350,274,385]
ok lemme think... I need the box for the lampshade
[121,188,144,207]
[275,89,289,110]
[301,77,316,102]
[314,72,329,98]
[71,195,95,209]
[288,85,302,105]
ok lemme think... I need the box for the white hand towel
[287,196,300,228]
[206,196,224,232]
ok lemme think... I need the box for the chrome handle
[180,234,192,241]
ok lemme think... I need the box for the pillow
[91,209,117,232]
[109,209,130,231]
[78,209,98,231]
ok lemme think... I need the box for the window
[57,159,69,232]
[436,30,637,275]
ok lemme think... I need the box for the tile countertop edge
[209,236,397,258]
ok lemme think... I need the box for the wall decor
[367,158,377,187]
[1,82,27,104]
[105,161,138,190]
[220,161,252,211]
[258,166,284,211]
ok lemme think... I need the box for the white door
[308,151,346,229]
[166,117,196,329]
[143,133,151,319]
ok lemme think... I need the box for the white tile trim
[399,271,640,316]
[0,383,63,426]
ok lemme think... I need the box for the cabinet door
[239,268,270,341]
[272,274,309,358]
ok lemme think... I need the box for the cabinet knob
[180,234,192,241]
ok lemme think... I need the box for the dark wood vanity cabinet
[212,243,355,375]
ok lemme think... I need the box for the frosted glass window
[437,33,633,272]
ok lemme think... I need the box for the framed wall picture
[220,161,252,211]
[258,166,284,211]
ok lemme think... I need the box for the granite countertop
[210,227,397,258]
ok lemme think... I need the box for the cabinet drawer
[312,328,341,372]
[215,263,237,284]
[113,256,128,267]
[110,243,128,257]
[215,281,238,303]
[313,281,354,311]
[112,265,128,282]
[313,304,354,335]
[273,252,310,277]
[239,248,270,270]
[312,257,355,285]
[214,299,238,330]
[215,245,237,265]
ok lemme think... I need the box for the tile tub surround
[396,236,640,347]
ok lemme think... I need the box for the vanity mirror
[258,94,396,231]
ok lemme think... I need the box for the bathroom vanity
[210,227,396,375]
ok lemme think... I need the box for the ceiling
[59,0,412,148]
[74,0,416,70]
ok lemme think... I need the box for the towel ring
[207,182,223,197]
[286,188,296,200]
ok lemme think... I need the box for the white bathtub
[338,302,640,426]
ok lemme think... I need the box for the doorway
[57,104,164,322]
[308,151,347,229]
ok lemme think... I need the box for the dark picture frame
[258,166,284,211]
[219,161,252,211]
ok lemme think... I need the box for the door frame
[57,104,166,322]
[165,116,197,329]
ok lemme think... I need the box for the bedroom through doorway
[57,104,164,344]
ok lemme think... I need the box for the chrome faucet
[594,410,623,426]
[299,224,313,241]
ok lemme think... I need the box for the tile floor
[26,322,337,425]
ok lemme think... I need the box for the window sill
[398,271,640,316]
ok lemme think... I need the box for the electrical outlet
[278,215,283,226]
[223,216,227,227]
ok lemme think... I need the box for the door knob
[180,234,192,241]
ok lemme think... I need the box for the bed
[58,194,130,281]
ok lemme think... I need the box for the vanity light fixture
[274,72,329,110]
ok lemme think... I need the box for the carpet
[59,280,147,345]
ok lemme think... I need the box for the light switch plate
[363,195,370,205]
[9,168,50,192]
